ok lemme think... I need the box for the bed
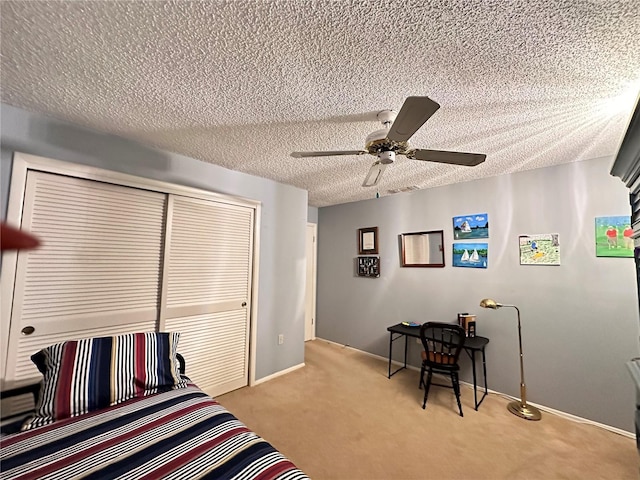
[0,333,308,480]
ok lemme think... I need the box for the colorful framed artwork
[357,256,380,277]
[453,213,489,240]
[519,234,560,265]
[595,216,633,257]
[358,227,378,254]
[452,243,488,268]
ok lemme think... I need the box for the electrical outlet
[416,338,421,344]
[278,334,284,345]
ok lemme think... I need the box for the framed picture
[595,216,633,257]
[357,256,380,277]
[452,243,488,268]
[358,227,378,254]
[519,234,560,265]
[453,213,489,240]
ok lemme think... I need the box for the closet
[1,153,258,400]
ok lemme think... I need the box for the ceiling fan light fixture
[378,150,395,165]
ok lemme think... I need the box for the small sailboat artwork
[453,243,488,269]
[452,213,488,239]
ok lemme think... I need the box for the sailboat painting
[453,243,488,268]
[453,213,489,239]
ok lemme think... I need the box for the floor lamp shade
[479,298,542,421]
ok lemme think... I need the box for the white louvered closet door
[5,171,166,382]
[162,195,254,397]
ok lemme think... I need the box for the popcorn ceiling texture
[1,1,639,207]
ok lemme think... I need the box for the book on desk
[457,313,476,337]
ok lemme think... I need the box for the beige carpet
[218,339,637,479]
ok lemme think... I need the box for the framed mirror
[400,230,445,267]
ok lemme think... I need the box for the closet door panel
[165,311,248,397]
[5,171,166,382]
[163,196,254,395]
[165,197,253,309]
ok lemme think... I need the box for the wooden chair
[419,322,466,416]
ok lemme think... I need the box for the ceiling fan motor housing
[365,130,409,156]
[377,109,397,125]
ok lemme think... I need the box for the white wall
[0,104,308,381]
[317,156,640,432]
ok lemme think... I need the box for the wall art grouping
[453,213,489,240]
[452,243,488,268]
[595,216,633,258]
[519,234,560,265]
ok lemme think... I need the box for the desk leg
[403,334,408,369]
[388,333,409,378]
[471,349,479,410]
[479,347,488,407]
[388,331,393,379]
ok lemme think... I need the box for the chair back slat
[420,322,465,367]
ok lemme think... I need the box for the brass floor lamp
[479,298,542,421]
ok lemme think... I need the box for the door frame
[305,222,317,341]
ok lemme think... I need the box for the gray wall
[0,104,308,381]
[317,156,640,433]
[307,206,318,224]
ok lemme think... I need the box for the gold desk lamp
[479,298,542,421]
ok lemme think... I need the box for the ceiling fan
[291,96,486,187]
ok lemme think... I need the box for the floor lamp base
[507,400,542,421]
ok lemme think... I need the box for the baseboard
[315,338,635,440]
[253,362,305,386]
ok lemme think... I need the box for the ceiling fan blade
[406,149,486,166]
[291,150,368,158]
[362,161,387,187]
[386,96,440,143]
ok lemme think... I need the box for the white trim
[305,222,318,341]
[319,337,422,371]
[315,338,635,439]
[248,204,261,387]
[157,195,173,332]
[253,362,305,385]
[498,394,635,439]
[0,157,29,379]
[11,153,260,208]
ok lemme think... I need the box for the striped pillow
[21,332,187,431]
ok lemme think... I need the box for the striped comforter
[0,385,308,480]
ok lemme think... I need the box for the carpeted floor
[217,339,637,479]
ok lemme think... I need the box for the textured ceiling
[1,1,639,207]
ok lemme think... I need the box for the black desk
[387,323,489,410]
